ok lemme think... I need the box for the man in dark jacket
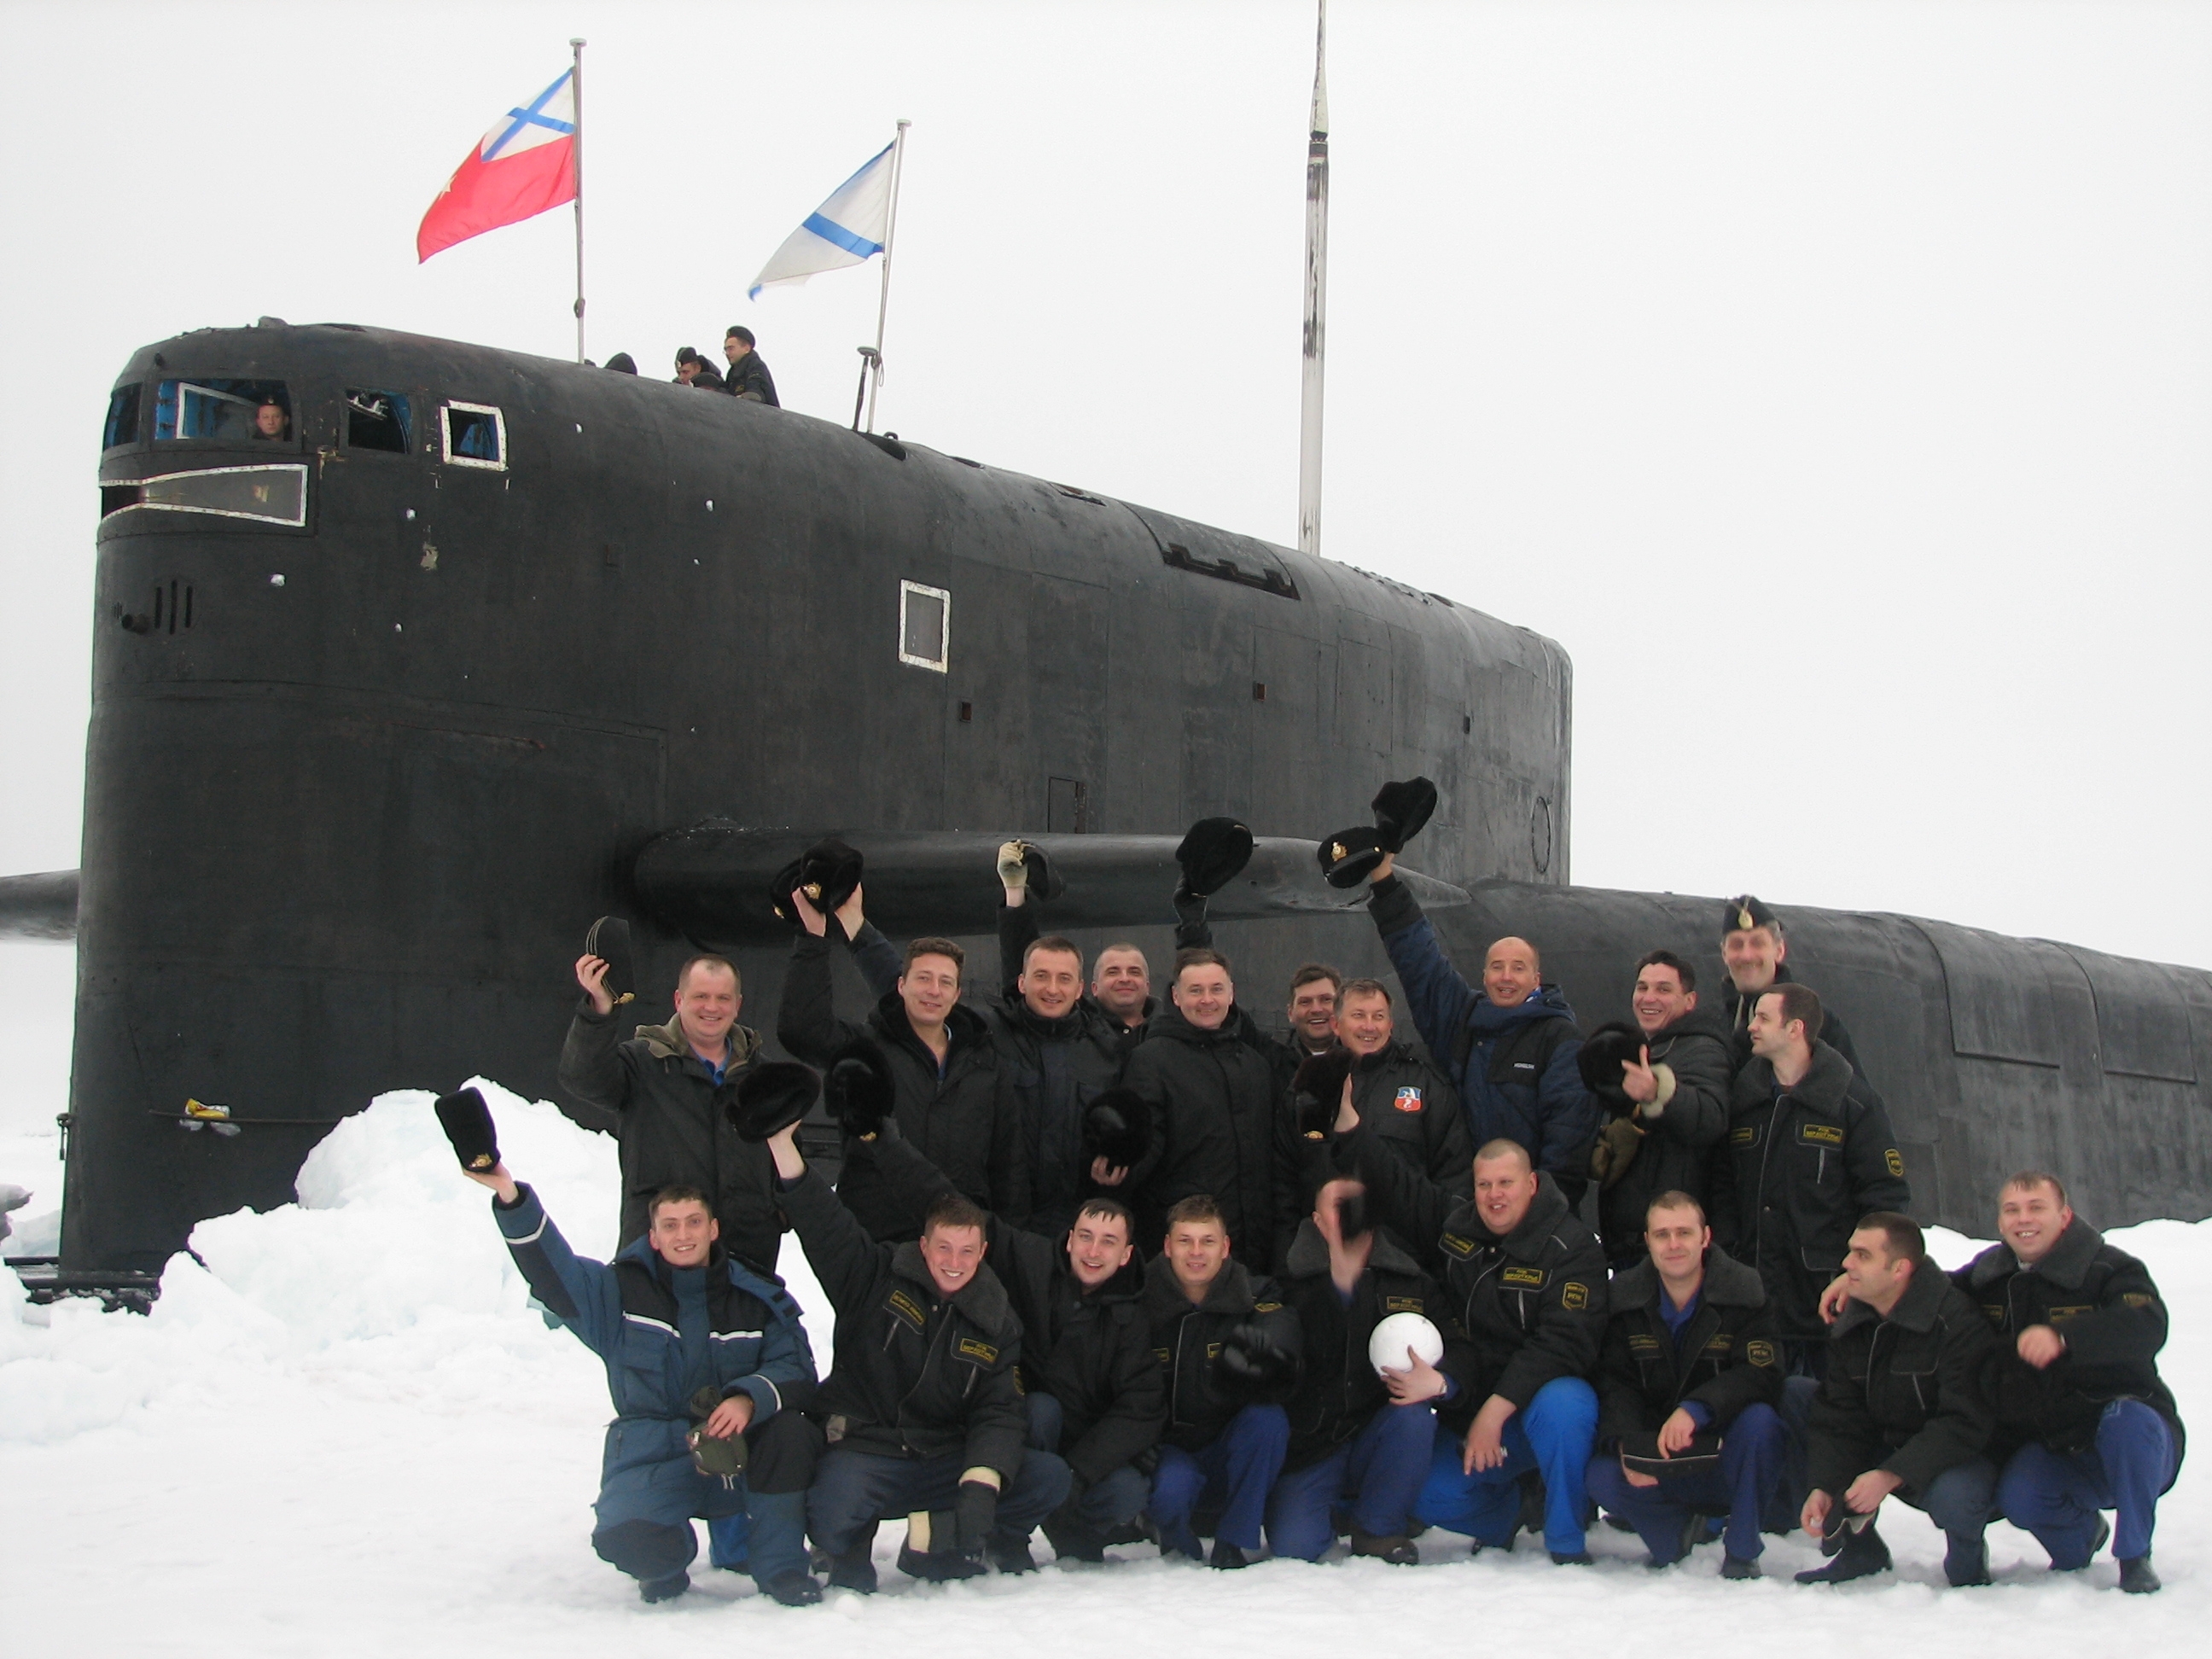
[720,326,780,405]
[779,894,1026,1238]
[995,841,1208,1045]
[760,1121,1069,1586]
[980,849,1127,1237]
[1122,949,1286,1272]
[1273,980,1470,1251]
[1362,853,1599,1205]
[1341,1113,1608,1562]
[1144,1193,1302,1568]
[1584,1191,1785,1577]
[1966,1172,2182,1593]
[673,346,725,389]
[1799,1213,1998,1586]
[1726,981,1908,1371]
[847,1128,1166,1562]
[560,951,786,1272]
[1266,1178,1476,1563]
[1586,951,1733,1268]
[467,1161,823,1604]
[1717,894,1872,1084]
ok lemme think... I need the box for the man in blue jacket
[467,1161,824,1606]
[1364,852,1599,1205]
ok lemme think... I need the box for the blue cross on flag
[749,141,897,300]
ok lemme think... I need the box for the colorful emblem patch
[1393,1086,1424,1114]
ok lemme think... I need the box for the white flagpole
[863,119,911,434]
[1297,3,1329,557]
[570,38,587,364]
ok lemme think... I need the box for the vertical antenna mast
[864,119,912,434]
[570,38,586,364]
[1297,2,1329,559]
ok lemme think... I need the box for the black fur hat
[434,1086,500,1173]
[727,1061,820,1143]
[766,837,865,925]
[1576,1021,1646,1115]
[1176,817,1254,898]
[1082,1087,1152,1169]
[583,916,637,1006]
[824,1038,896,1138]
[1290,1047,1354,1138]
[1316,824,1385,889]
[1371,777,1438,853]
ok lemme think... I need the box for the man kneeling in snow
[466,1163,825,1606]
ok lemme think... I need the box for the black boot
[988,1534,1040,1575]
[2118,1553,2163,1595]
[1944,1537,1991,1587]
[1210,1540,1251,1570]
[824,1549,877,1594]
[637,1570,690,1604]
[1795,1523,1891,1585]
[1044,1512,1108,1563]
[1720,1554,1762,1580]
[2057,1515,2111,1571]
[759,1569,824,1606]
[1350,1531,1419,1566]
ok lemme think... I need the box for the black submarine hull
[44,321,2209,1271]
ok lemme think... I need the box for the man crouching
[466,1162,824,1605]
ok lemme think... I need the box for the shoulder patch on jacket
[1393,1086,1424,1113]
[1703,1333,1734,1353]
[1384,1295,1424,1314]
[1797,1122,1844,1147]
[1501,1265,1546,1288]
[1154,1347,1173,1365]
[2122,1292,2158,1310]
[1440,1232,1477,1259]
[886,1288,928,1331]
[1628,1332,1662,1353]
[2048,1305,2095,1322]
[1560,1281,1592,1312]
[1745,1338,1778,1368]
[1884,1148,1906,1178]
[1254,1301,1284,1314]
[1982,1304,2007,1327]
[956,1336,999,1365]
[1731,1126,1757,1146]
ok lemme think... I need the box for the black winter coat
[853,1132,1166,1487]
[558,1004,785,1271]
[1276,1041,1471,1256]
[1724,1039,1909,1339]
[778,1166,1028,1476]
[1276,1220,1476,1469]
[777,931,1027,1239]
[1807,1265,1997,1498]
[1592,1009,1734,1266]
[977,992,1126,1240]
[1350,1131,1607,1416]
[1595,1249,1783,1447]
[1952,1220,2185,1472]
[1122,1006,1285,1271]
[1142,1254,1302,1452]
[720,350,779,405]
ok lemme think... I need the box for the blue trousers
[806,1446,1071,1557]
[1150,1404,1290,1555]
[1584,1402,1787,1563]
[1027,1391,1150,1530]
[1893,1458,1997,1557]
[1415,1377,1598,1556]
[1997,1400,2178,1566]
[1266,1401,1439,1561]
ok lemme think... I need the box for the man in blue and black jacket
[468,1161,824,1606]
[1362,851,1599,1206]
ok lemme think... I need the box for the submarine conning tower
[69,320,1571,1271]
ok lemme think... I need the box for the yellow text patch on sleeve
[955,1336,999,1365]
[1560,1282,1591,1312]
[1885,1148,1906,1178]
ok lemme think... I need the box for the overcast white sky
[3,0,2209,969]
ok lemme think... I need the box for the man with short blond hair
[1953,1173,2181,1593]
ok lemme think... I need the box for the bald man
[1361,855,1599,1205]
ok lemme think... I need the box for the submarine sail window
[345,390,412,455]
[154,379,291,443]
[102,463,307,527]
[440,401,506,469]
[899,580,950,672]
[102,384,142,450]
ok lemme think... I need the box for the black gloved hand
[953,1478,999,1557]
[1172,877,1208,933]
[1290,1048,1353,1139]
[1212,1321,1301,1405]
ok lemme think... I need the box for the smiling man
[780,895,1026,1240]
[1121,949,1288,1270]
[762,1119,1070,1588]
[467,1161,823,1605]
[1953,1173,2182,1593]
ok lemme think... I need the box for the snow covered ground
[2,1079,2203,1659]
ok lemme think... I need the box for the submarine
[4,317,2208,1279]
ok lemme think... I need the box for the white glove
[997,840,1030,893]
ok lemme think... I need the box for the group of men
[670,327,780,402]
[474,839,2180,1607]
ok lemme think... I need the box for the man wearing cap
[463,1158,824,1605]
[1959,1172,2183,1593]
[719,326,780,405]
[1266,1177,1476,1563]
[1717,894,1871,1084]
[250,397,289,440]
[672,346,726,389]
[1726,981,1909,1374]
[1361,853,1599,1204]
[1121,947,1288,1271]
[1584,1191,1786,1577]
[561,952,789,1274]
